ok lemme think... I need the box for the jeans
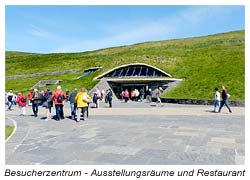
[55,104,64,120]
[124,97,129,103]
[32,103,39,116]
[7,101,13,110]
[108,99,112,108]
[218,100,232,113]
[70,103,76,119]
[214,100,220,112]
[140,94,144,101]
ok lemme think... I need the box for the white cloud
[27,24,55,39]
[53,6,242,53]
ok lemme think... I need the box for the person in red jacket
[16,92,27,115]
[52,86,66,121]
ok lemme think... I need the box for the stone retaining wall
[30,80,62,90]
[6,68,81,80]
[152,98,245,107]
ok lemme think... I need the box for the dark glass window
[147,68,153,76]
[140,67,147,76]
[103,65,167,78]
[154,70,162,77]
[133,67,141,76]
[120,68,128,77]
[112,70,121,77]
[82,71,91,77]
[126,67,134,76]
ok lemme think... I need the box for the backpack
[21,96,27,103]
[7,95,13,102]
[57,94,63,102]
[47,96,52,102]
[93,93,98,102]
[107,92,112,101]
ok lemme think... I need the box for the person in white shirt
[6,89,15,111]
[213,87,220,112]
[155,87,164,106]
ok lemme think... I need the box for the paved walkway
[5,101,245,165]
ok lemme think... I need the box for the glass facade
[104,65,167,78]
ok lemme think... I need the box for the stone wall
[152,98,245,107]
[30,80,62,90]
[6,68,81,80]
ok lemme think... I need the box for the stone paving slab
[5,102,245,165]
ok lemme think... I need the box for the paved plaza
[5,101,245,165]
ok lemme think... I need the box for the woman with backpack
[52,86,66,121]
[16,92,27,115]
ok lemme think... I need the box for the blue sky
[5,5,245,53]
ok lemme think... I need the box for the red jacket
[16,94,27,107]
[27,92,33,100]
[52,90,66,105]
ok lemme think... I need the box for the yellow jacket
[74,92,90,108]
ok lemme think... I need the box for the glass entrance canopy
[94,63,171,80]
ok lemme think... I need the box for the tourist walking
[146,88,152,103]
[155,87,164,106]
[75,88,91,122]
[16,92,27,115]
[124,89,129,103]
[139,88,145,102]
[31,89,41,117]
[43,88,53,121]
[218,85,232,113]
[101,89,105,101]
[69,88,78,120]
[52,86,66,121]
[120,90,124,101]
[6,89,15,111]
[106,88,113,108]
[93,92,99,108]
[213,87,220,112]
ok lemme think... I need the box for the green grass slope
[5,30,245,100]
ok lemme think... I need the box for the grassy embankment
[5,30,245,100]
[5,125,14,140]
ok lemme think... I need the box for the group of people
[5,86,114,123]
[92,89,113,108]
[6,85,233,122]
[213,85,232,113]
[120,88,147,103]
[120,87,163,105]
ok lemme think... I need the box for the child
[213,87,220,112]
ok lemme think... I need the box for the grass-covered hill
[5,30,245,100]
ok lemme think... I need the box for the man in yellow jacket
[74,88,91,122]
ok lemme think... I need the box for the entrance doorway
[108,81,169,99]
[109,82,148,99]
